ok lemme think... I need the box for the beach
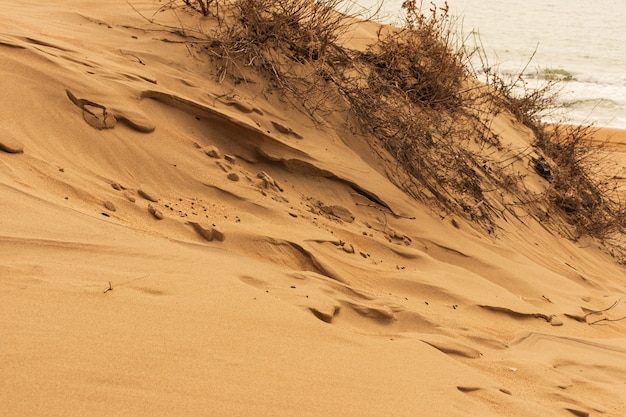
[1,1,626,416]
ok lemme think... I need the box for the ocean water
[372,0,626,128]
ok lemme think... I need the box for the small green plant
[541,68,574,81]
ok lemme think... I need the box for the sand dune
[1,1,626,416]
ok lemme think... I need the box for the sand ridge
[1,1,626,416]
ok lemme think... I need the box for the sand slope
[1,1,626,416]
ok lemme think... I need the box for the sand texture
[1,1,626,416]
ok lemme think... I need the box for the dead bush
[465,35,562,129]
[179,0,361,78]
[364,0,466,109]
[183,0,211,16]
[153,0,624,253]
[182,0,373,116]
[535,124,626,240]
[328,1,511,230]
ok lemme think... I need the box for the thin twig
[584,298,620,318]
[103,274,150,294]
[589,316,626,325]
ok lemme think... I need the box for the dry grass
[175,0,370,116]
[364,1,465,109]
[151,0,625,256]
[331,0,517,231]
[535,124,626,241]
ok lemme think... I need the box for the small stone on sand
[204,145,223,159]
[257,171,283,192]
[271,121,303,139]
[550,316,564,326]
[148,204,164,220]
[103,201,116,211]
[342,243,355,254]
[216,161,231,173]
[227,172,240,182]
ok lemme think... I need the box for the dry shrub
[183,0,375,117]
[365,0,466,109]
[183,0,211,16]
[164,0,624,253]
[233,0,347,62]
[182,0,359,83]
[462,32,562,130]
[535,124,626,240]
[484,68,561,131]
[331,1,501,230]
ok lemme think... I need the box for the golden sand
[1,2,625,416]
